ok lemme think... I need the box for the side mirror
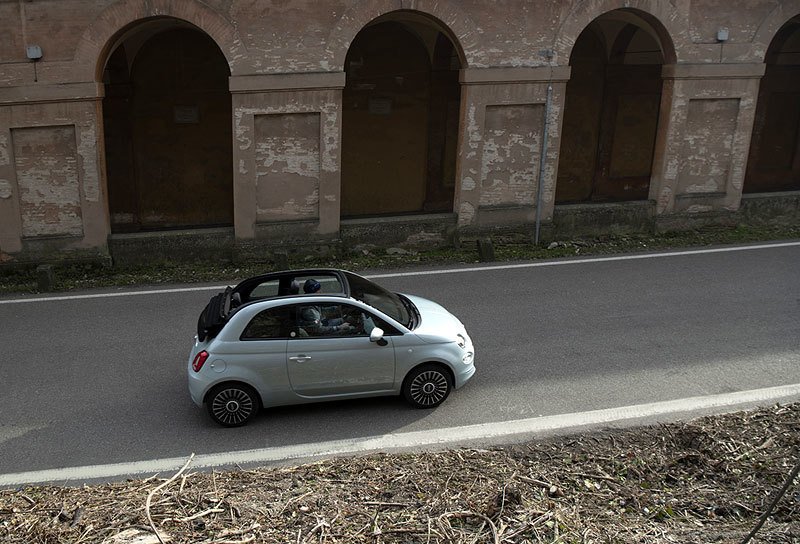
[370,327,388,346]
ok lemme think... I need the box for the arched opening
[102,19,233,232]
[341,12,462,217]
[745,15,800,193]
[556,10,668,203]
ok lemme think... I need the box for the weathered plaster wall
[12,125,83,238]
[457,67,569,230]
[0,111,23,257]
[8,1,783,84]
[678,99,740,198]
[651,64,764,216]
[0,98,108,261]
[479,104,543,208]
[254,112,321,222]
[0,1,798,262]
[230,76,343,241]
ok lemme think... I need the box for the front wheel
[207,383,260,427]
[403,364,452,408]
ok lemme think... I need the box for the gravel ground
[1,403,798,544]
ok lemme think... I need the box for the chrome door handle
[289,355,312,363]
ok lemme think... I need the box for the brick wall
[0,0,797,262]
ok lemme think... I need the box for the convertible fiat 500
[188,269,475,426]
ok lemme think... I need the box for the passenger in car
[303,278,321,294]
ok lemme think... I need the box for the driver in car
[299,279,353,335]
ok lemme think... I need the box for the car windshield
[344,271,411,327]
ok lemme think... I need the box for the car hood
[405,294,468,342]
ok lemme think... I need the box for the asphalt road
[1,242,799,478]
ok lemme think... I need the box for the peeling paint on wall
[76,121,100,202]
[678,98,739,195]
[260,136,319,175]
[541,162,556,205]
[657,187,673,215]
[0,134,9,166]
[237,102,338,174]
[12,126,83,238]
[254,113,320,222]
[235,108,255,151]
[666,157,680,181]
[479,104,542,207]
[320,107,339,173]
[464,105,481,160]
[459,201,476,225]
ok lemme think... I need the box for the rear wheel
[403,364,452,408]
[207,383,260,427]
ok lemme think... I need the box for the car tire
[402,364,452,409]
[207,383,261,427]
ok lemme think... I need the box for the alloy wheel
[210,387,255,426]
[408,369,450,407]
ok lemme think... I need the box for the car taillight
[192,350,209,372]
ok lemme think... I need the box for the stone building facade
[0,0,798,264]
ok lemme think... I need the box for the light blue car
[189,269,475,426]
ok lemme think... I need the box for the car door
[236,305,292,401]
[287,302,396,397]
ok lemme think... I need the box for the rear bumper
[188,369,206,407]
[187,336,210,407]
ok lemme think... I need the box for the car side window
[294,303,355,338]
[241,306,291,340]
[365,312,401,336]
[292,303,401,339]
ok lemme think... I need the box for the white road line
[2,383,799,487]
[367,240,800,279]
[0,285,229,304]
[1,241,799,305]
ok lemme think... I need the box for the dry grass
[1,403,798,544]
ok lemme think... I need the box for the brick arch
[325,0,478,70]
[554,0,683,65]
[73,0,246,81]
[751,2,800,61]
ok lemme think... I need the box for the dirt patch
[1,404,798,543]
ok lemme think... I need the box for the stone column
[650,63,765,229]
[0,82,110,263]
[0,107,22,256]
[454,67,570,236]
[230,73,345,245]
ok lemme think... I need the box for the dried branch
[145,453,195,544]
